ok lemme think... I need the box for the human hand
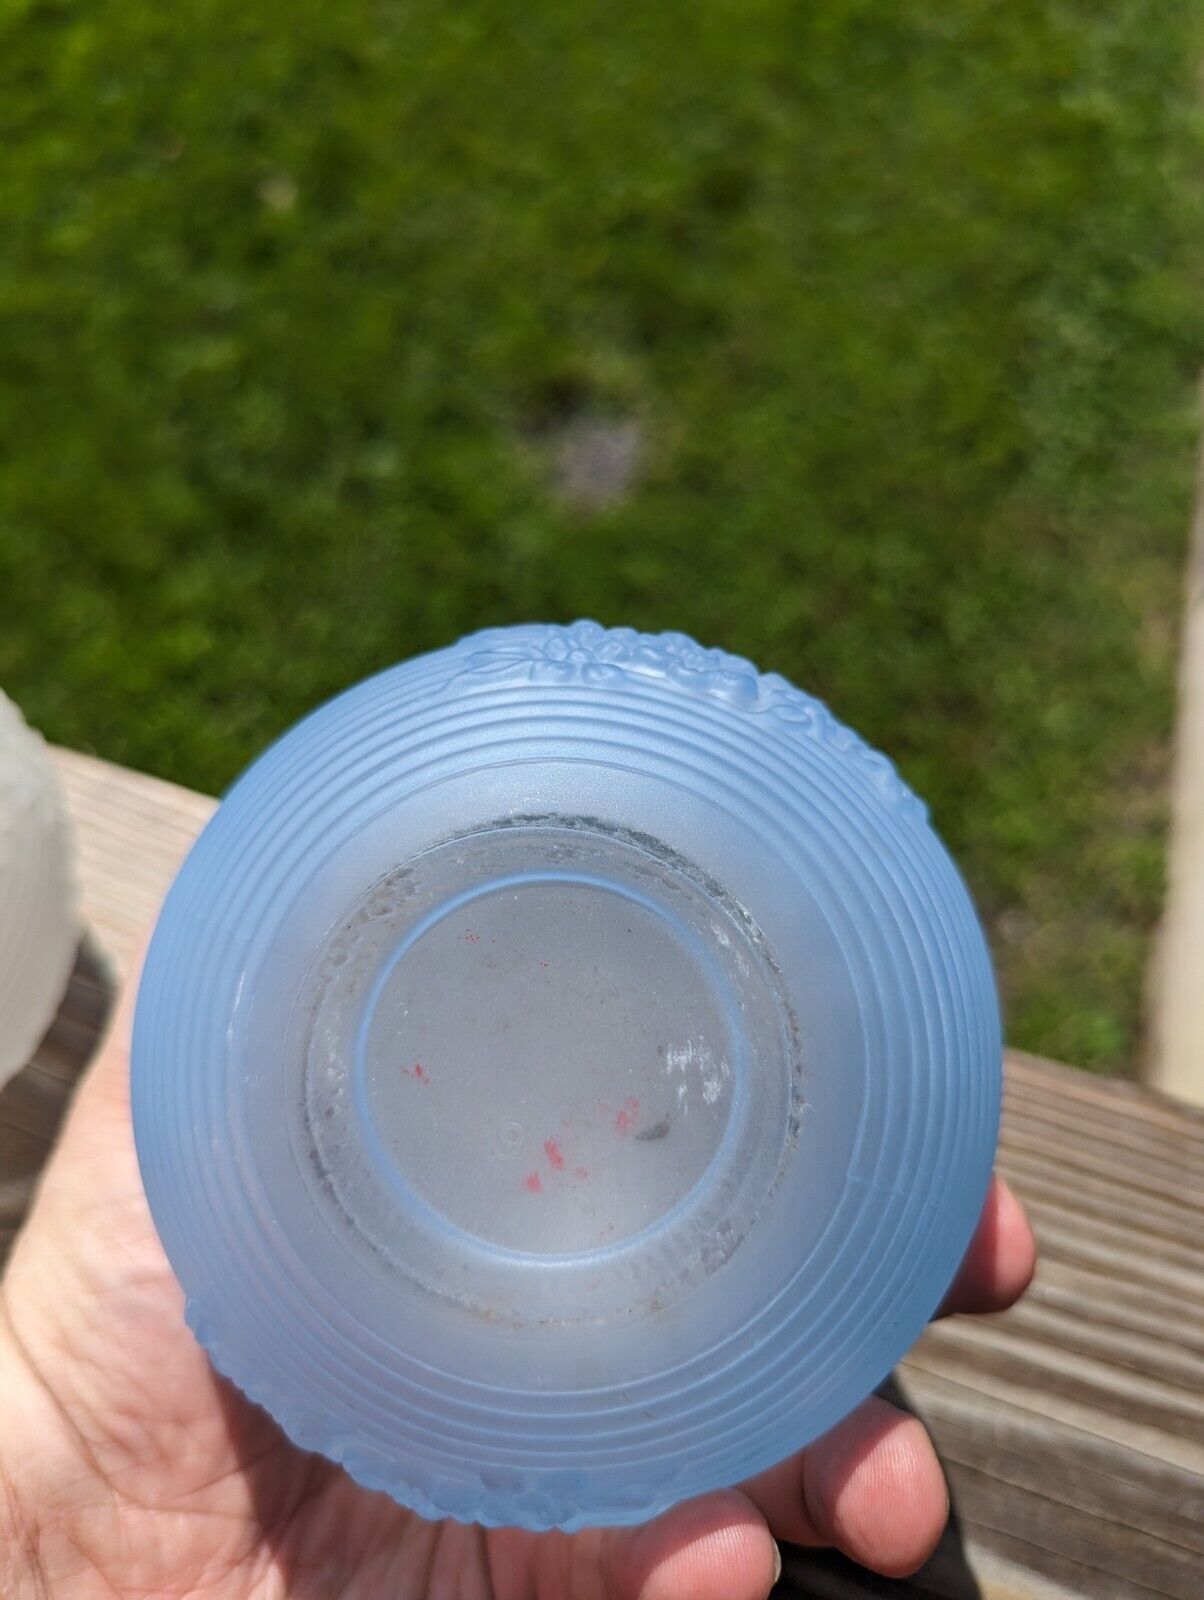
[1,980,1034,1600]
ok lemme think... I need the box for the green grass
[1,0,1201,1070]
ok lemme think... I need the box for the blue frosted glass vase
[132,621,1001,1532]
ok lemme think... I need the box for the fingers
[603,1488,779,1600]
[742,1395,948,1579]
[737,1169,1032,1576]
[804,1397,949,1578]
[939,1174,1036,1317]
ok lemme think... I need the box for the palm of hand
[1,995,1034,1600]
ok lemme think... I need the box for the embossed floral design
[450,621,927,824]
[455,620,763,705]
[456,620,631,689]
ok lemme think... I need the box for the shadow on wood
[0,934,115,1269]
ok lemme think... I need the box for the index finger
[937,1174,1036,1317]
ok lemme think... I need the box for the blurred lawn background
[1,1,1202,1071]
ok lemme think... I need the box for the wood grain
[1,750,214,1260]
[878,1054,1204,1600]
[1,750,1201,1599]
[52,743,217,982]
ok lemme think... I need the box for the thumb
[602,1488,779,1600]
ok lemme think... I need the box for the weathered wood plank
[0,749,214,1260]
[0,750,1201,1598]
[51,744,217,982]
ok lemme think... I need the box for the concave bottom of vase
[286,818,802,1330]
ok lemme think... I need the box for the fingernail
[772,1540,782,1589]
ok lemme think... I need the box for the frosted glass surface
[132,622,1001,1530]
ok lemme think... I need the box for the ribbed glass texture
[132,622,1000,1531]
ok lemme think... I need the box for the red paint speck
[544,1138,566,1171]
[464,929,480,944]
[523,1171,543,1193]
[574,1166,589,1180]
[413,1063,427,1081]
[615,1097,640,1136]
